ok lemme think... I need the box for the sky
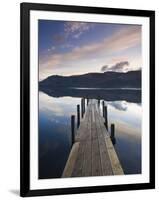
[39,20,141,80]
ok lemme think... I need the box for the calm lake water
[38,91,141,179]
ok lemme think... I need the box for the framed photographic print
[20,2,155,197]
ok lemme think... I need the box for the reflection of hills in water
[39,87,141,103]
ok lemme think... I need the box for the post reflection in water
[39,90,141,179]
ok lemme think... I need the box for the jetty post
[104,106,108,130]
[77,104,80,128]
[71,115,75,146]
[83,98,85,114]
[102,101,105,117]
[81,99,84,118]
[81,98,86,118]
[111,124,116,145]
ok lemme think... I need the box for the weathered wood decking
[62,99,124,178]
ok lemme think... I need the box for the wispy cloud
[64,22,93,38]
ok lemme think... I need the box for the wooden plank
[80,105,92,141]
[82,108,92,176]
[72,102,92,177]
[92,138,102,176]
[91,106,98,141]
[75,116,88,141]
[94,107,113,176]
[76,104,91,142]
[62,142,80,177]
[71,141,86,177]
[98,114,110,137]
[92,105,95,122]
[82,140,92,176]
[91,107,102,176]
[105,137,124,175]
[71,105,91,177]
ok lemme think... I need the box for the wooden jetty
[62,99,124,178]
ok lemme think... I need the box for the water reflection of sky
[39,92,81,179]
[39,92,141,179]
[106,101,141,130]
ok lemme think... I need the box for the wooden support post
[81,99,84,118]
[111,124,116,145]
[77,105,80,128]
[71,115,75,146]
[102,101,105,117]
[83,98,85,114]
[104,106,108,130]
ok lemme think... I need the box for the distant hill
[39,70,141,89]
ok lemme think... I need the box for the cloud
[39,26,141,80]
[101,61,129,72]
[108,101,128,111]
[64,22,93,38]
[51,22,93,50]
[110,61,129,71]
[101,65,109,72]
[64,26,141,60]
[105,26,141,52]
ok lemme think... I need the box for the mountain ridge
[39,70,141,89]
